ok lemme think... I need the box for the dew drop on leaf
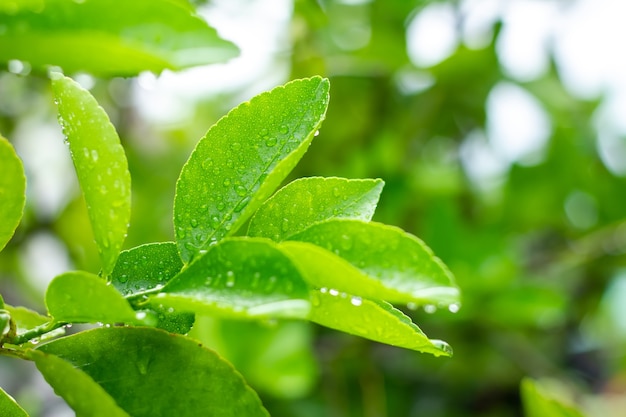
[279,125,289,134]
[350,296,362,306]
[329,288,339,297]
[234,185,247,197]
[190,218,198,228]
[119,274,128,283]
[265,137,277,147]
[424,304,437,314]
[406,302,417,311]
[226,271,235,288]
[223,178,231,187]
[448,303,460,313]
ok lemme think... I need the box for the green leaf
[111,242,183,297]
[36,327,270,417]
[0,387,29,417]
[174,77,330,263]
[29,349,130,417]
[309,289,452,357]
[0,135,26,253]
[5,305,48,333]
[0,0,239,76]
[289,219,460,306]
[156,238,311,319]
[521,378,586,417]
[248,176,384,241]
[46,271,143,324]
[51,74,131,275]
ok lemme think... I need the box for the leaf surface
[29,349,130,417]
[46,271,141,324]
[36,327,270,417]
[52,74,131,275]
[309,289,452,357]
[0,135,26,252]
[0,0,238,76]
[156,238,311,319]
[174,77,330,263]
[290,219,460,306]
[248,176,384,241]
[111,242,183,297]
[521,378,586,417]
[0,387,29,417]
[5,305,48,333]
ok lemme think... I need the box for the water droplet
[431,339,453,356]
[311,292,321,307]
[210,216,220,228]
[279,125,289,134]
[448,303,460,313]
[223,178,231,187]
[234,196,250,213]
[314,130,320,137]
[329,288,339,296]
[226,271,235,287]
[202,158,213,169]
[135,311,147,320]
[339,234,353,250]
[231,142,241,150]
[320,287,328,294]
[217,202,225,211]
[265,137,277,147]
[259,128,269,137]
[82,147,90,158]
[234,185,247,196]
[265,276,277,292]
[119,274,128,283]
[91,149,99,161]
[190,218,198,228]
[424,304,437,314]
[406,302,418,310]
[350,296,362,306]
[281,218,289,232]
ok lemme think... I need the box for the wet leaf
[248,176,384,241]
[46,271,142,325]
[174,77,330,263]
[156,238,311,319]
[5,305,48,334]
[0,387,29,417]
[111,242,183,297]
[309,289,452,357]
[0,0,238,76]
[290,219,460,306]
[29,349,130,417]
[51,74,131,275]
[0,135,26,253]
[36,327,270,417]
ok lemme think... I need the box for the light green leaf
[521,378,586,417]
[0,387,29,417]
[174,77,330,263]
[156,238,311,319]
[0,0,238,76]
[52,74,131,275]
[309,289,452,357]
[111,242,183,297]
[290,219,460,306]
[29,349,130,417]
[248,176,384,241]
[36,327,270,417]
[46,271,142,324]
[5,305,48,333]
[0,135,26,253]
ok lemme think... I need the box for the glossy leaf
[29,349,130,417]
[5,305,48,333]
[111,242,183,297]
[46,271,142,324]
[36,327,270,417]
[521,378,586,417]
[0,387,28,417]
[156,238,311,319]
[0,0,239,76]
[0,135,26,252]
[248,176,384,241]
[290,219,460,306]
[52,74,131,275]
[310,289,452,357]
[174,77,330,263]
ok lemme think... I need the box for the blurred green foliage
[1,0,625,416]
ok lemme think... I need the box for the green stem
[8,320,65,345]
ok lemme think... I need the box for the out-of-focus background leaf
[1,0,626,416]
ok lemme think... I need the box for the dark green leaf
[36,327,270,417]
[174,77,330,263]
[248,176,384,241]
[0,135,26,252]
[310,289,452,357]
[156,238,311,319]
[0,386,29,417]
[45,271,143,324]
[29,349,130,417]
[290,219,460,306]
[51,74,131,275]
[111,242,183,297]
[0,0,238,76]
